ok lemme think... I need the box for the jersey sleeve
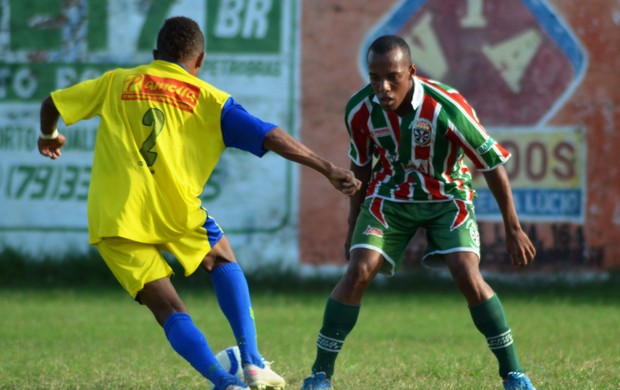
[446,114,511,171]
[433,87,510,171]
[345,99,373,166]
[51,71,113,126]
[220,97,277,157]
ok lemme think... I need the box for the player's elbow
[40,95,59,117]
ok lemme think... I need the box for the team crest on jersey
[411,118,432,146]
[364,226,384,238]
[467,220,481,247]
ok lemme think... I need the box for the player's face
[368,48,415,115]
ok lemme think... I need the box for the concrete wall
[1,0,617,273]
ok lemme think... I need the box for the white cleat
[243,361,286,390]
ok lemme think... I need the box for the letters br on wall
[0,0,302,267]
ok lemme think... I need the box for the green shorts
[350,197,481,275]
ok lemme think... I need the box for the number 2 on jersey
[139,108,165,167]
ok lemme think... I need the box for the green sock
[311,297,360,378]
[469,294,522,378]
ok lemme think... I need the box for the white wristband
[40,129,59,140]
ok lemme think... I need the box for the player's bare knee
[201,236,238,272]
[344,262,376,289]
[452,268,479,287]
[201,254,237,272]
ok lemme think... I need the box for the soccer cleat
[300,372,332,390]
[224,386,250,390]
[503,372,536,390]
[243,361,286,390]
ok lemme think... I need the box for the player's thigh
[422,200,481,267]
[164,213,226,275]
[351,198,419,276]
[96,237,172,299]
[444,250,485,283]
[346,247,386,281]
[444,251,493,304]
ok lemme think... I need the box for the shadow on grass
[1,248,619,302]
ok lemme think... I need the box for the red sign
[361,0,586,125]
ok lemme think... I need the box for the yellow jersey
[52,60,230,244]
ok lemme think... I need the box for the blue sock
[211,262,263,367]
[164,312,231,388]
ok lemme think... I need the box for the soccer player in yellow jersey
[37,16,360,390]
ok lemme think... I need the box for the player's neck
[394,87,415,117]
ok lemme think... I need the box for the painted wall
[0,0,302,270]
[0,0,617,273]
[299,0,620,271]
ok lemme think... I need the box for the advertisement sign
[473,127,585,223]
[0,0,301,267]
[359,0,587,126]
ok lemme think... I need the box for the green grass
[1,285,619,389]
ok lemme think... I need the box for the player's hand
[327,166,362,197]
[38,133,67,159]
[505,228,536,268]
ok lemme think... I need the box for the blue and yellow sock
[163,312,231,387]
[211,262,263,367]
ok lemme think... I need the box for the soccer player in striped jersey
[301,35,536,390]
[37,16,360,390]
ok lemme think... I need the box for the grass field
[1,277,619,390]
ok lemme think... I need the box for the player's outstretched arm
[263,127,361,196]
[38,95,67,160]
[483,165,536,268]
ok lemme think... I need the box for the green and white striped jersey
[346,76,510,203]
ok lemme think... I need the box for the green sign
[206,0,282,53]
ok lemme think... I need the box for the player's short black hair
[156,16,204,62]
[367,35,412,64]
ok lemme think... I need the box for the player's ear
[195,51,206,69]
[409,63,417,78]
